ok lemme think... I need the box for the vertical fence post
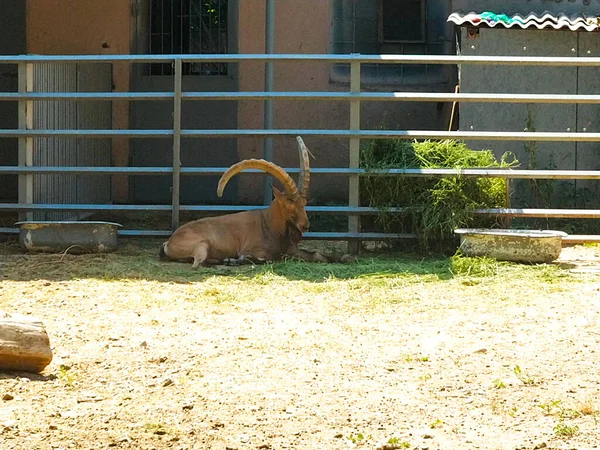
[17,62,33,221]
[504,179,512,228]
[348,60,361,254]
[263,0,276,205]
[171,58,182,231]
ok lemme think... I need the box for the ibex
[160,136,352,268]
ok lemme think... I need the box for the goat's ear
[272,186,285,199]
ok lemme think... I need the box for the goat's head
[217,136,311,234]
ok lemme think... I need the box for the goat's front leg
[293,249,354,263]
[222,255,271,266]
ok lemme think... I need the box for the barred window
[331,0,448,85]
[148,0,228,76]
[380,0,426,43]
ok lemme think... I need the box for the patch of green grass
[360,138,518,250]
[514,365,539,386]
[197,286,237,304]
[559,408,583,420]
[145,422,169,435]
[492,379,506,389]
[537,264,573,283]
[2,237,577,285]
[383,437,411,449]
[400,353,430,363]
[58,365,75,387]
[450,251,499,277]
[429,419,443,429]
[268,255,452,283]
[540,399,562,416]
[0,239,589,314]
[419,373,432,382]
[554,422,579,438]
[347,432,372,444]
[539,399,587,420]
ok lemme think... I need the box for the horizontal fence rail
[2,53,600,245]
[1,129,600,142]
[0,227,413,241]
[2,54,600,65]
[0,224,593,244]
[3,203,600,218]
[4,167,600,179]
[5,92,600,104]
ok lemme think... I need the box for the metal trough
[15,221,121,254]
[454,228,567,264]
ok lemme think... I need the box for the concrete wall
[26,0,131,203]
[237,1,455,205]
[23,0,455,206]
[458,27,600,208]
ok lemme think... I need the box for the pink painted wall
[27,0,131,202]
[237,1,452,204]
[26,0,453,205]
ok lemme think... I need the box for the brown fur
[161,136,352,268]
[161,188,350,268]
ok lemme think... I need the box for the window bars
[148,0,228,76]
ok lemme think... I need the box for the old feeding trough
[15,221,121,254]
[454,229,566,264]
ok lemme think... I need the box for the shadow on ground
[0,371,56,382]
[0,237,454,283]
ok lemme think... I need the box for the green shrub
[360,139,518,250]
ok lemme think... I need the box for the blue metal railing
[2,53,600,244]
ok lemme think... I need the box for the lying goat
[160,136,351,268]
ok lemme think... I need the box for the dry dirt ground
[0,241,600,450]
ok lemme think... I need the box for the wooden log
[0,311,53,373]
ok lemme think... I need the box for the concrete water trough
[454,228,567,264]
[15,221,122,254]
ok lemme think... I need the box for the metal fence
[3,54,600,244]
[30,62,112,221]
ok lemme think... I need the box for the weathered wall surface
[27,0,131,202]
[237,1,454,204]
[24,1,455,206]
[458,27,600,207]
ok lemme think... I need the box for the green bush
[360,139,518,250]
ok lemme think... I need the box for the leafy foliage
[360,139,518,250]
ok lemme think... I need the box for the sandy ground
[0,244,599,450]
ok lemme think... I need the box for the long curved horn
[296,136,311,198]
[217,159,299,200]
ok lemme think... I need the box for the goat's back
[163,210,264,261]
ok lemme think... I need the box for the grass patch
[0,239,587,311]
[513,365,539,386]
[492,379,506,390]
[0,238,577,285]
[450,251,500,277]
[553,422,579,438]
[360,139,518,251]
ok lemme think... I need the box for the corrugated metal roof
[448,11,600,32]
